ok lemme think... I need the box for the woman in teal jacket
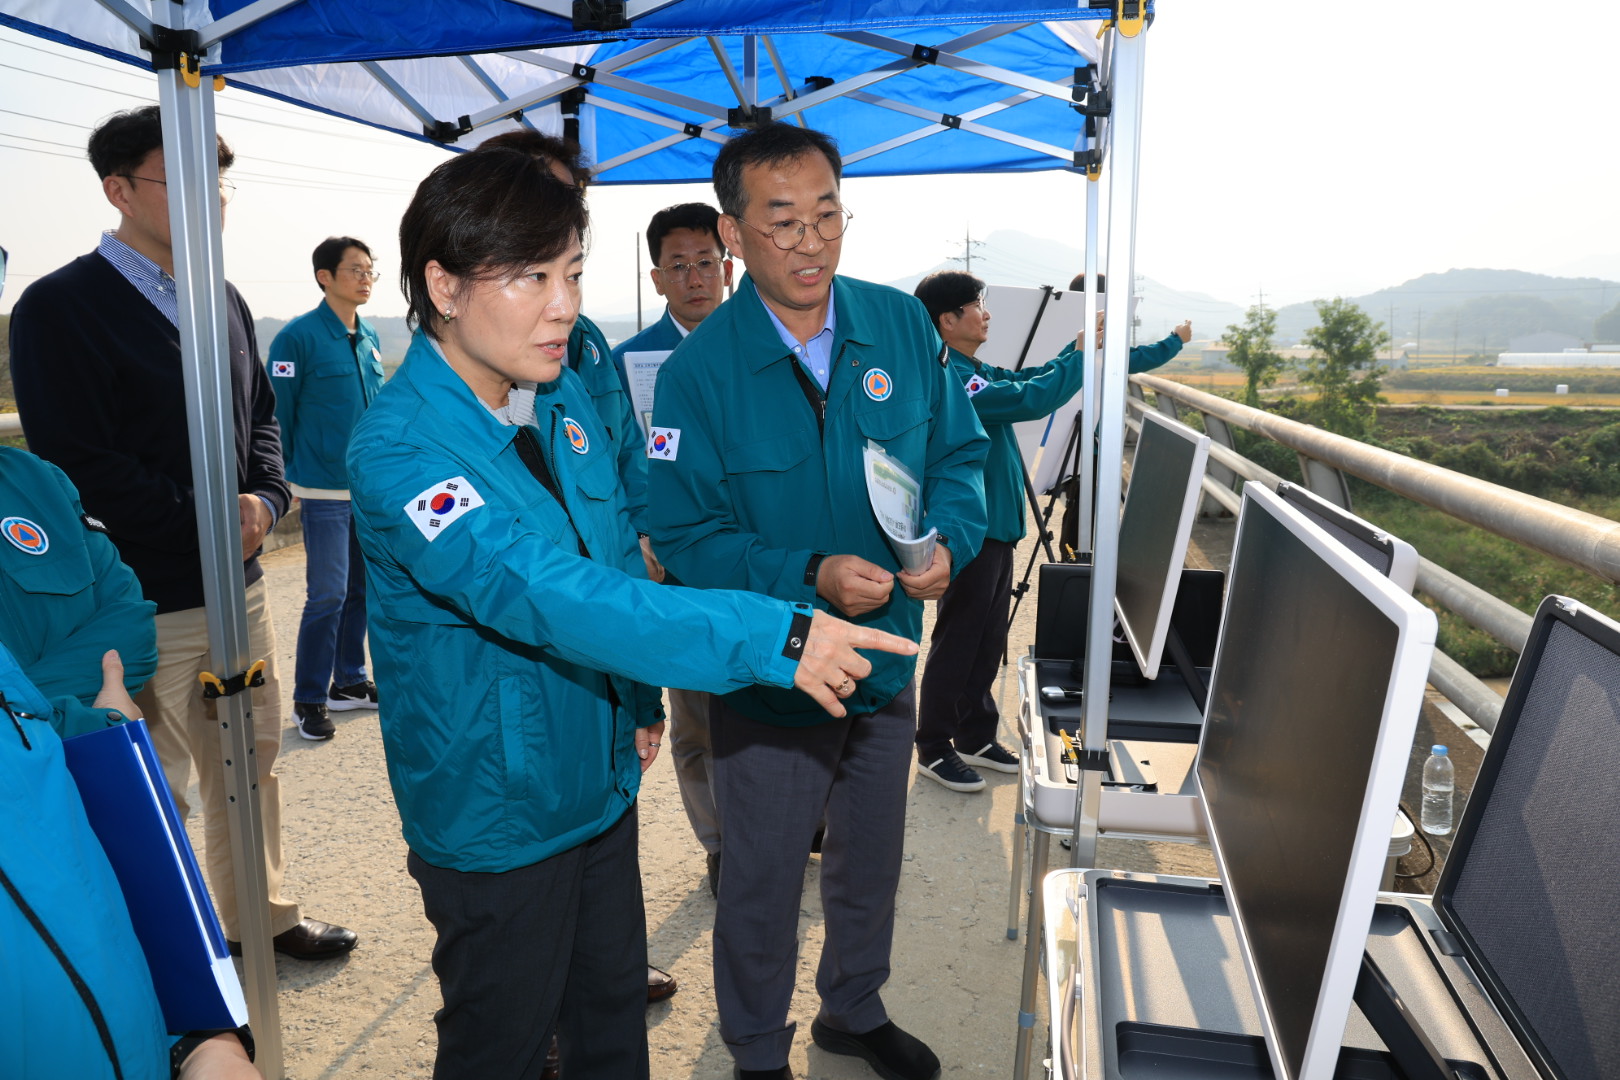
[349,146,911,1080]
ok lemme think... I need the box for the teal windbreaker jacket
[266,300,384,491]
[0,448,156,727]
[348,334,809,872]
[647,275,989,727]
[1,645,172,1080]
[952,331,1181,544]
[568,313,648,533]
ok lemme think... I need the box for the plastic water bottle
[1421,745,1455,836]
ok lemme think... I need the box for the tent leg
[158,68,285,1079]
[1077,173,1101,559]
[1072,23,1147,874]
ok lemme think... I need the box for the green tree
[1596,299,1620,343]
[1220,304,1288,409]
[1299,297,1388,438]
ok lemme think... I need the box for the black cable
[1393,800,1436,880]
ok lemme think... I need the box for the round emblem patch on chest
[585,339,601,365]
[2,516,49,555]
[563,417,590,454]
[863,368,894,402]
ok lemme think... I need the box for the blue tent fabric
[0,0,1130,183]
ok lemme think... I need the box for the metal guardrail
[1130,373,1620,736]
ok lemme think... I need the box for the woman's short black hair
[398,148,589,339]
[914,270,985,330]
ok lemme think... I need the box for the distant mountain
[1270,268,1620,348]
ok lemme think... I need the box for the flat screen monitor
[1114,409,1210,678]
[1435,596,1620,1080]
[1275,481,1418,592]
[1195,482,1438,1080]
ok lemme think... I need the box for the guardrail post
[1297,454,1352,509]
[1199,411,1240,517]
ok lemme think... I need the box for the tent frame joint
[140,25,200,73]
[910,43,939,64]
[572,0,630,32]
[727,104,773,129]
[424,114,474,143]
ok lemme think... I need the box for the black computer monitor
[1114,409,1211,679]
[1196,482,1438,1080]
[1435,596,1620,1080]
[1275,481,1418,592]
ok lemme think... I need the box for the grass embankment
[1239,407,1620,677]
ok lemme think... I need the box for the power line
[0,139,413,195]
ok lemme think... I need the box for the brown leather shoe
[647,963,678,1004]
[227,918,358,960]
[542,1034,560,1080]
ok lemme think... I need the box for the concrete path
[204,522,1223,1078]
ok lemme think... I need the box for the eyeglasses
[735,208,853,250]
[339,267,382,282]
[118,174,238,204]
[954,298,988,316]
[655,258,724,280]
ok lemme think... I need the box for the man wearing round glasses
[648,123,988,1080]
[612,202,734,897]
[266,237,387,742]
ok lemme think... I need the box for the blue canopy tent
[0,2,1154,1073]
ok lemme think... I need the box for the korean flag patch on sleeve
[404,476,486,541]
[270,360,295,377]
[963,374,990,397]
[646,427,681,461]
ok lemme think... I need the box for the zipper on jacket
[513,420,590,561]
[789,354,826,439]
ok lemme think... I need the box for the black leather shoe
[646,963,678,1004]
[810,1018,939,1080]
[227,918,358,960]
[735,1068,791,1079]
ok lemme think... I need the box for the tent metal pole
[157,61,285,1078]
[1072,21,1146,871]
[1078,171,1101,558]
[196,0,303,50]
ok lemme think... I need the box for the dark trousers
[916,539,1015,761]
[407,806,649,1080]
[708,684,916,1070]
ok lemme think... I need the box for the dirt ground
[197,521,1227,1079]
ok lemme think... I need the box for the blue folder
[62,719,249,1033]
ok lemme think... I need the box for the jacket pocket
[496,676,532,803]
[854,396,930,467]
[2,540,94,598]
[723,427,817,474]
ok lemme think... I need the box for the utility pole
[1255,286,1267,309]
[1389,299,1396,362]
[948,227,985,275]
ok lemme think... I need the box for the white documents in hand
[863,440,937,574]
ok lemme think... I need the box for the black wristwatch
[171,1024,254,1077]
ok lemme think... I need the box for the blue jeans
[293,498,368,704]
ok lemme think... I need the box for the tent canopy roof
[2,0,1128,183]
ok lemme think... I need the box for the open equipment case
[1043,493,1620,1079]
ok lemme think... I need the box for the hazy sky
[2,3,1616,323]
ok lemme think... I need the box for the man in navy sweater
[7,106,356,961]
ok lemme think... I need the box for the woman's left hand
[636,720,666,773]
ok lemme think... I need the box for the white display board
[975,284,1094,494]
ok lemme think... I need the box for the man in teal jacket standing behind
[908,270,1186,794]
[648,124,988,1080]
[266,236,385,741]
